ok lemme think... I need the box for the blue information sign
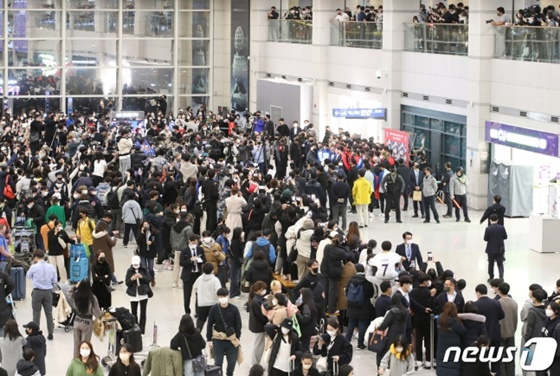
[332,108,386,120]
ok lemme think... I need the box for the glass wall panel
[122,95,172,114]
[179,0,210,10]
[66,11,118,35]
[65,67,117,95]
[122,40,173,65]
[122,10,174,37]
[178,68,208,95]
[122,67,173,93]
[8,10,62,37]
[70,96,117,115]
[8,68,61,95]
[12,97,61,115]
[8,40,61,68]
[178,39,209,66]
[177,95,208,110]
[66,40,117,66]
[178,11,209,37]
[10,0,61,9]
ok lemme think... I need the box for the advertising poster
[384,129,410,165]
[192,0,210,105]
[231,0,250,112]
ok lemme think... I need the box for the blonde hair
[270,280,282,294]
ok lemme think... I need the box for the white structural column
[310,0,339,129]
[381,0,417,130]
[212,0,232,110]
[466,0,502,209]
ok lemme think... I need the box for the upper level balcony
[404,23,468,56]
[267,19,312,44]
[329,21,383,49]
[494,25,560,63]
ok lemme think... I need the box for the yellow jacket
[352,177,372,205]
[77,218,95,246]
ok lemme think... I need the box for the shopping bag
[412,191,422,201]
[368,329,388,353]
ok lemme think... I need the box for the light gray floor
[20,207,554,375]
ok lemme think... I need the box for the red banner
[384,129,410,166]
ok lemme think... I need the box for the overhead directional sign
[332,108,386,120]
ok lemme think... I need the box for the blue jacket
[245,237,276,265]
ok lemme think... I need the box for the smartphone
[427,251,433,261]
[311,194,316,201]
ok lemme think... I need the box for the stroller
[53,283,76,332]
[11,224,36,265]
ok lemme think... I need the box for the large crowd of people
[0,103,550,376]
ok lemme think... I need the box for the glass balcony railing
[330,21,383,49]
[493,25,560,63]
[267,19,312,44]
[404,23,468,56]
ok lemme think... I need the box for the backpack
[385,174,399,194]
[251,241,272,265]
[106,188,120,209]
[2,176,14,200]
[346,281,365,307]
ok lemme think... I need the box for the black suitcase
[122,324,143,352]
[205,365,223,376]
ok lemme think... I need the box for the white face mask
[396,346,404,353]
[546,308,554,317]
[427,280,432,287]
[132,264,140,269]
[406,239,412,245]
[259,290,267,296]
[327,330,337,337]
[73,194,80,199]
[303,364,312,370]
[80,349,91,358]
[204,237,212,243]
[119,353,130,362]
[272,299,278,306]
[281,327,290,335]
[218,297,228,305]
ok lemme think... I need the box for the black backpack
[252,241,272,265]
[346,281,365,307]
[106,188,120,209]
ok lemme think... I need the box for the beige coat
[224,195,247,239]
[203,242,226,274]
[92,230,118,273]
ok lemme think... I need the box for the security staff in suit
[484,214,508,281]
[441,162,454,217]
[409,162,425,218]
[395,231,423,271]
[180,234,207,314]
[474,284,505,375]
[396,158,411,211]
[264,114,275,139]
[289,121,302,141]
[480,195,506,226]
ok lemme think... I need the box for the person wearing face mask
[22,322,46,376]
[24,197,46,250]
[206,288,242,376]
[247,281,269,365]
[409,274,436,368]
[108,343,141,376]
[378,335,415,375]
[264,318,302,376]
[91,251,112,311]
[66,340,103,376]
[137,221,157,287]
[395,231,424,271]
[180,235,206,315]
[45,193,66,229]
[448,167,470,222]
[92,221,119,287]
[47,219,75,284]
[313,319,352,372]
[291,352,319,376]
[344,264,375,351]
[295,287,319,352]
[201,231,226,286]
[290,259,323,305]
[160,203,179,270]
[125,255,152,335]
[193,263,222,331]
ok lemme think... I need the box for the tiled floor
[18,208,555,375]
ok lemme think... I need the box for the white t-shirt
[371,251,402,280]
[93,159,107,177]
[335,13,349,22]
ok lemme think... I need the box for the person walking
[47,219,75,283]
[65,340,104,376]
[295,287,319,352]
[0,319,26,376]
[125,256,152,335]
[378,335,415,376]
[449,167,470,222]
[71,279,103,357]
[484,214,508,281]
[480,194,506,226]
[22,321,46,376]
[381,167,404,224]
[193,263,221,331]
[224,187,247,242]
[351,169,372,228]
[92,221,119,285]
[475,284,505,375]
[180,235,206,314]
[27,250,57,341]
[422,167,440,224]
[107,343,142,376]
[344,264,374,350]
[248,281,269,366]
[170,314,207,376]
[436,302,466,376]
[121,192,142,248]
[170,212,195,289]
[264,318,303,376]
[229,228,244,299]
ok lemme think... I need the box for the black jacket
[24,331,46,375]
[378,306,409,343]
[442,169,453,193]
[201,179,220,207]
[161,209,177,252]
[484,224,507,255]
[246,259,273,287]
[265,324,303,375]
[375,294,392,318]
[180,246,206,281]
[345,274,375,321]
[296,303,318,338]
[292,366,320,376]
[170,330,206,361]
[475,296,505,341]
[480,203,506,226]
[125,266,152,298]
[48,229,75,256]
[206,303,242,341]
[304,180,324,203]
[397,165,411,193]
[312,334,353,371]
[15,360,39,376]
[320,244,352,279]
[0,272,14,327]
[459,313,487,348]
[409,286,436,318]
[435,291,465,313]
[249,295,268,333]
[523,305,547,345]
[330,181,351,205]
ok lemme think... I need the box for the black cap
[23,321,39,331]
[281,318,293,330]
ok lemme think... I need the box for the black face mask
[98,257,106,263]
[311,267,319,274]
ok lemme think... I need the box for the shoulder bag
[182,334,207,372]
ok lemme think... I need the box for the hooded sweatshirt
[193,273,222,307]
[170,221,193,251]
[15,359,40,376]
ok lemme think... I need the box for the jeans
[356,204,368,226]
[453,194,469,220]
[212,339,239,376]
[423,195,439,222]
[32,289,54,336]
[345,317,368,347]
[141,257,155,279]
[123,223,138,246]
[131,299,148,334]
[229,260,241,298]
[331,204,347,230]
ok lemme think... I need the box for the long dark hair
[391,293,407,323]
[116,343,140,372]
[249,281,267,304]
[300,287,317,316]
[179,314,196,335]
[3,319,21,340]
[74,279,94,315]
[393,335,412,359]
[439,302,459,332]
[231,227,243,243]
[78,340,99,373]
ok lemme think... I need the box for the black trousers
[205,205,218,232]
[123,223,138,246]
[414,316,433,362]
[196,305,212,331]
[384,194,401,221]
[413,194,425,216]
[453,194,469,220]
[488,253,504,279]
[182,272,200,314]
[401,192,409,210]
[444,192,453,216]
[323,277,339,314]
[379,193,386,213]
[130,299,148,334]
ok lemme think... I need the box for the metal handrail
[493,25,560,63]
[403,22,468,56]
[329,20,383,49]
[267,19,312,44]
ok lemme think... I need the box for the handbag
[182,334,207,372]
[412,190,422,201]
[3,176,14,200]
[368,329,388,353]
[316,355,328,372]
[287,244,298,264]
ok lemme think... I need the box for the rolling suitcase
[204,365,223,376]
[70,246,89,283]
[10,266,26,300]
[122,324,143,352]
